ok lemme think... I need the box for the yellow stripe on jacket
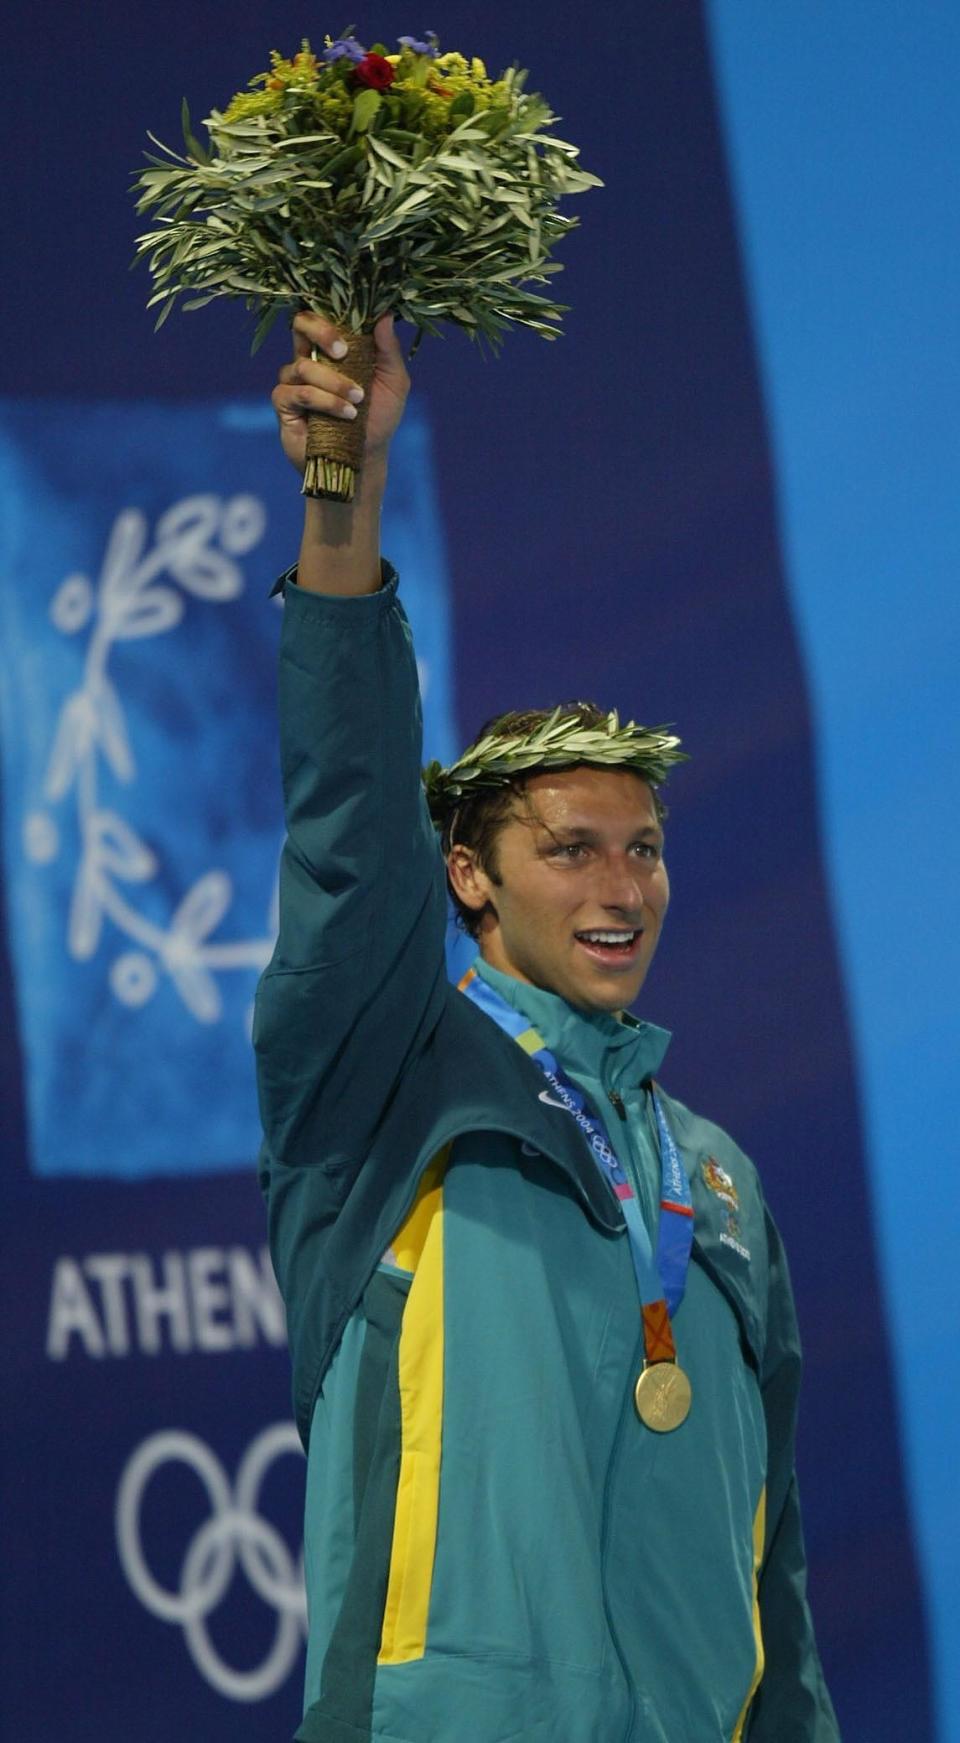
[378,1147,449,1664]
[732,1486,767,1741]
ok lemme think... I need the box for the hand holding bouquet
[133,32,600,499]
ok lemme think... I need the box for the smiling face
[446,766,669,1014]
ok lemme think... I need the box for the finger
[272,382,359,422]
[277,358,365,403]
[371,312,410,390]
[372,311,399,359]
[292,310,349,361]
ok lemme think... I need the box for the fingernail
[330,340,347,359]
[340,403,358,419]
[347,386,364,404]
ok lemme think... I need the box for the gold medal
[634,1360,692,1432]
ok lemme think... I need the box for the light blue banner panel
[0,398,458,1180]
[707,6,960,1737]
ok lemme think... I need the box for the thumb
[372,312,407,383]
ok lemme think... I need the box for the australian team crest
[701,1157,751,1262]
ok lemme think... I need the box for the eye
[548,842,589,861]
[631,841,661,861]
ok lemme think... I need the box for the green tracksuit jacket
[255,567,840,1743]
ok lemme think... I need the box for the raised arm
[254,314,449,1181]
[273,309,409,596]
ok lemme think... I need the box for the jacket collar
[473,957,671,1092]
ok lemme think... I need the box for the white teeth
[578,930,637,944]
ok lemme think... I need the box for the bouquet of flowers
[132,32,600,499]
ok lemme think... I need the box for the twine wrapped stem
[302,330,377,502]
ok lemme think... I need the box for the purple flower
[398,31,438,56]
[323,37,366,64]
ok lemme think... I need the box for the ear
[446,844,499,918]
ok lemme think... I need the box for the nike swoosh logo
[538,1089,571,1111]
[520,1141,541,1157]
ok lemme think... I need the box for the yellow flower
[313,84,352,130]
[417,89,455,136]
[254,46,321,96]
[221,39,511,138]
[222,88,283,122]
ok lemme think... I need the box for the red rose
[353,53,396,92]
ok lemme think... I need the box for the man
[255,311,840,1741]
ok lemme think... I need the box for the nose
[599,855,646,919]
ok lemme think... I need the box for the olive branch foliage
[132,48,601,353]
[423,708,687,828]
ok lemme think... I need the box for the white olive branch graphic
[24,493,277,1023]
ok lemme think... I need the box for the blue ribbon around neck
[461,968,694,1318]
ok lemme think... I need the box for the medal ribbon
[460,969,694,1342]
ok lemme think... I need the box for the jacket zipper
[607,1086,659,1232]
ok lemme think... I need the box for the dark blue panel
[0,1178,305,1738]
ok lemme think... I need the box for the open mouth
[574,928,644,968]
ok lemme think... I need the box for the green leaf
[146,130,190,164]
[432,152,479,178]
[153,294,177,330]
[449,92,475,122]
[250,301,284,354]
[250,192,289,212]
[472,107,510,137]
[181,98,210,165]
[313,141,364,180]
[225,272,270,292]
[350,90,382,135]
[367,134,409,170]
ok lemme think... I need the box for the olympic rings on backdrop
[115,1424,306,1702]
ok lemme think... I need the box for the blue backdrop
[1,3,954,1738]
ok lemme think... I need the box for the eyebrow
[539,823,664,847]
